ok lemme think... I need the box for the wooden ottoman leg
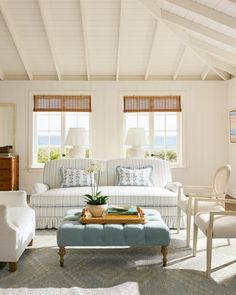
[161,246,168,267]
[58,246,66,267]
[9,262,17,272]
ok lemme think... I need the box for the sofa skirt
[34,206,186,229]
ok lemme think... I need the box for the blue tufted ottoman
[57,208,170,267]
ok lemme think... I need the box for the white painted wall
[228,77,236,198]
[0,80,228,193]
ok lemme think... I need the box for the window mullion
[149,112,154,156]
[34,113,38,166]
[164,113,167,161]
[61,112,66,156]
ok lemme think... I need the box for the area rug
[0,230,236,295]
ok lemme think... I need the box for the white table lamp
[65,128,88,158]
[125,127,147,158]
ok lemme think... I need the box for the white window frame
[28,92,92,169]
[121,91,185,168]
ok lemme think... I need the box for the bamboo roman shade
[124,95,181,112]
[33,95,91,112]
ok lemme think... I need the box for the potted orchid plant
[84,161,109,217]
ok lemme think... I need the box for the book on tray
[107,205,138,215]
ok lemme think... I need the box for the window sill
[28,167,44,172]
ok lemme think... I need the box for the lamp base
[126,147,145,158]
[69,146,85,158]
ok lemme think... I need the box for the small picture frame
[230,110,236,143]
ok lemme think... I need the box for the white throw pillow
[60,167,93,188]
[116,166,153,186]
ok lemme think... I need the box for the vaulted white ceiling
[0,0,236,81]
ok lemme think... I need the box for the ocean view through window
[125,112,181,165]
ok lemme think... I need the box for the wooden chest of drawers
[0,155,19,190]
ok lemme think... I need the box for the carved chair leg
[58,246,66,267]
[28,239,33,246]
[161,246,168,267]
[9,262,17,272]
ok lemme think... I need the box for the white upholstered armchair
[0,191,35,272]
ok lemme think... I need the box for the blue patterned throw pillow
[116,166,153,186]
[60,167,93,188]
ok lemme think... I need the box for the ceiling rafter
[116,0,124,81]
[140,0,230,80]
[201,67,209,81]
[165,0,236,31]
[190,37,236,63]
[38,0,61,81]
[79,0,90,81]
[162,11,236,50]
[173,45,187,80]
[0,66,4,80]
[144,20,159,81]
[167,24,230,80]
[0,1,33,80]
[212,59,236,76]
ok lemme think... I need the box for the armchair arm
[0,191,28,207]
[33,183,49,194]
[194,197,236,215]
[0,205,18,233]
[182,185,213,196]
[165,182,182,193]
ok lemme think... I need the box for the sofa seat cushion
[107,186,177,207]
[32,186,177,208]
[32,187,109,207]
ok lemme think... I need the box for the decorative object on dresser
[0,155,19,191]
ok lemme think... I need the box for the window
[124,95,182,165]
[33,95,91,167]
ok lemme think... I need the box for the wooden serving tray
[80,207,145,224]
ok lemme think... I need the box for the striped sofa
[31,158,185,229]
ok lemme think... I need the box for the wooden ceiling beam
[145,20,159,81]
[79,0,90,81]
[38,0,61,80]
[140,0,230,80]
[173,45,187,80]
[190,37,236,63]
[162,10,236,49]
[166,0,236,30]
[116,0,124,81]
[0,66,4,80]
[0,1,33,80]
[201,67,209,81]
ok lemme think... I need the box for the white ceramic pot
[86,203,108,217]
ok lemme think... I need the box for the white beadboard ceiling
[0,0,236,81]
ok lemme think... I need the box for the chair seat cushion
[195,211,236,238]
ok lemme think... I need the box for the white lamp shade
[65,128,88,146]
[125,128,147,147]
